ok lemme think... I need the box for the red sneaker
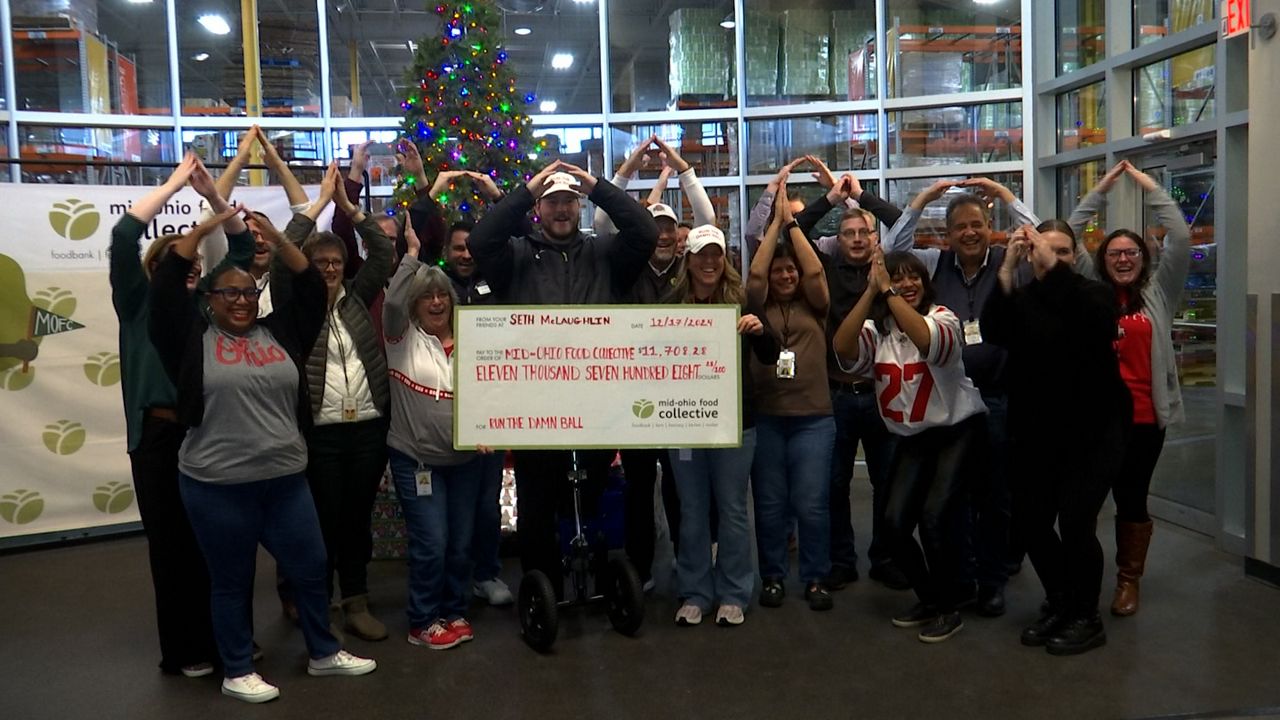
[407,620,461,650]
[447,618,474,643]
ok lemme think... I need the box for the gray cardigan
[1068,187,1190,428]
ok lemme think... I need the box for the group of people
[111,123,1189,703]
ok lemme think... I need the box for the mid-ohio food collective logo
[43,420,86,455]
[0,489,43,524]
[632,399,655,419]
[632,398,721,420]
[49,199,100,241]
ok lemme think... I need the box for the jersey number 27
[874,362,935,423]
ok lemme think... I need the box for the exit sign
[1222,0,1251,38]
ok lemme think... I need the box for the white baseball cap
[648,203,678,223]
[541,171,582,198]
[686,225,726,254]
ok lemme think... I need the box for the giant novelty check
[454,305,742,449]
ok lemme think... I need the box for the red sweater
[1115,290,1156,425]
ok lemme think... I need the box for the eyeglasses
[1105,248,1141,259]
[313,258,345,269]
[208,287,264,302]
[839,229,874,238]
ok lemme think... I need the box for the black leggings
[1111,424,1166,523]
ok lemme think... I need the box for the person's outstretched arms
[111,154,198,319]
[256,126,310,208]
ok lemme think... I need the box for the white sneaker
[674,603,702,626]
[716,604,745,627]
[221,673,280,703]
[181,662,214,678]
[473,578,514,606]
[307,650,377,677]
[642,577,656,593]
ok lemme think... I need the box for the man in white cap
[467,159,658,597]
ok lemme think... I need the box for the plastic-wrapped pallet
[744,10,779,96]
[669,8,729,98]
[897,50,964,98]
[780,9,830,96]
[831,10,875,99]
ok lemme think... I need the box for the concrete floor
[3,497,1280,720]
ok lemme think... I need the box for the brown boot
[342,594,388,641]
[1111,520,1153,616]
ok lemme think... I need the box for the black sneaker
[826,564,859,590]
[1046,615,1107,656]
[918,612,964,643]
[759,577,785,608]
[805,582,834,611]
[1020,608,1069,647]
[891,602,939,628]
[977,586,1007,617]
[868,563,912,590]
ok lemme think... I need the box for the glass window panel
[610,0,737,112]
[1056,159,1108,250]
[532,125,605,174]
[13,0,171,114]
[609,122,738,179]
[503,1,602,114]
[1134,141,1217,514]
[1135,45,1216,134]
[745,180,881,245]
[1057,83,1106,152]
[325,1,436,118]
[746,114,878,175]
[1135,0,1216,45]
[178,1,321,118]
[887,173,1024,247]
[741,0,876,106]
[1057,0,1105,74]
[18,125,175,185]
[183,128,326,186]
[887,102,1022,169]
[331,130,403,187]
[886,0,1021,99]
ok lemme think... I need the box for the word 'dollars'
[475,363,708,381]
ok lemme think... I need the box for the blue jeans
[828,385,896,571]
[752,415,836,584]
[471,452,505,582]
[389,448,484,628]
[669,428,756,609]
[179,472,339,678]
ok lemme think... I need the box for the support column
[242,0,265,186]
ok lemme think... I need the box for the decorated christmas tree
[394,0,546,221]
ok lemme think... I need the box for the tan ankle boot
[342,594,388,641]
[1111,520,1153,616]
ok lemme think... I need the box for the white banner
[454,305,742,449]
[0,182,331,540]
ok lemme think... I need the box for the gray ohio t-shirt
[179,325,308,483]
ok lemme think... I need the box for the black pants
[1013,414,1125,617]
[620,448,680,582]
[514,449,613,592]
[883,415,987,612]
[305,418,389,600]
[955,390,1010,591]
[130,414,217,673]
[1112,424,1166,523]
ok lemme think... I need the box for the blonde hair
[140,234,184,279]
[668,249,746,306]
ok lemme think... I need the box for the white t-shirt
[837,304,986,436]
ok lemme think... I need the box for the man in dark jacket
[467,160,658,596]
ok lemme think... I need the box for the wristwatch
[879,287,899,299]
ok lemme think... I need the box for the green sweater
[109,214,255,451]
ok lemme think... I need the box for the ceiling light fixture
[514,27,532,36]
[198,14,231,35]
[551,52,574,70]
[539,100,557,113]
[192,52,210,61]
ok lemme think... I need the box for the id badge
[776,348,797,380]
[341,395,358,422]
[963,320,983,346]
[415,467,433,497]
[475,281,492,296]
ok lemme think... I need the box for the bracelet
[783,220,799,233]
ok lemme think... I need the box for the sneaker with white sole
[473,579,514,606]
[674,603,702,626]
[715,605,745,627]
[181,662,214,678]
[408,620,462,650]
[307,650,377,676]
[221,673,280,703]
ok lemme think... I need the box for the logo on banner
[43,420,87,456]
[48,199,101,241]
[84,351,122,386]
[0,255,86,389]
[0,489,44,525]
[93,481,135,514]
[631,399,655,419]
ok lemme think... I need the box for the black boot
[1020,602,1069,647]
[1045,613,1106,656]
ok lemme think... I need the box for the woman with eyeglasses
[1068,160,1192,618]
[382,221,493,651]
[271,163,396,642]
[149,172,376,704]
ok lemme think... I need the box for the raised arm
[214,127,259,201]
[832,262,882,370]
[334,167,395,305]
[468,163,564,294]
[256,126,309,207]
[745,158,803,257]
[778,184,829,314]
[111,154,197,318]
[1130,165,1191,314]
[383,226,424,342]
[962,176,1040,230]
[332,139,375,277]
[1068,161,1128,279]
[748,214,782,308]
[565,163,658,290]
